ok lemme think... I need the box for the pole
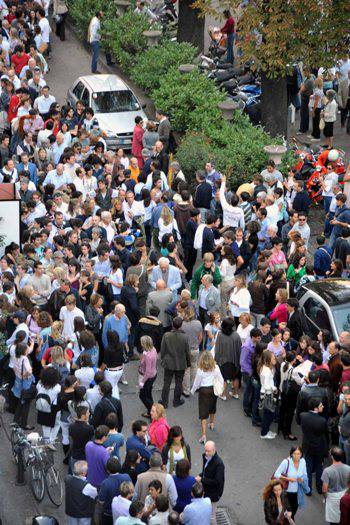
[15,445,26,486]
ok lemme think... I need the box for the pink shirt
[269,250,286,271]
[148,417,170,451]
[270,303,288,324]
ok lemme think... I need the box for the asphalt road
[0,23,333,525]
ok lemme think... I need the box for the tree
[191,0,350,137]
[177,0,205,51]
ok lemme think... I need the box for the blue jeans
[305,453,323,492]
[329,228,340,250]
[324,210,334,238]
[261,408,275,436]
[242,372,253,414]
[91,41,100,73]
[251,379,262,424]
[226,33,234,64]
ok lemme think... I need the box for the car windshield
[91,90,140,113]
[332,306,350,335]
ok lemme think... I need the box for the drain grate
[216,507,233,525]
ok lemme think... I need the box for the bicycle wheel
[11,427,20,463]
[45,466,63,506]
[29,460,45,502]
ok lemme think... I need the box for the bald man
[146,279,173,330]
[196,441,225,524]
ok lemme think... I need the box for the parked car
[67,74,147,150]
[296,278,350,341]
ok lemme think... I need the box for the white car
[67,74,147,150]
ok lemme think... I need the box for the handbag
[319,117,325,130]
[271,458,290,490]
[260,393,277,413]
[213,372,224,397]
[20,360,36,401]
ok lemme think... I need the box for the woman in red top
[148,402,170,451]
[221,9,235,64]
[131,115,145,169]
[270,288,289,326]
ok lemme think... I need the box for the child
[204,311,221,356]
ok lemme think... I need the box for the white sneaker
[267,431,276,438]
[311,137,320,142]
[260,434,274,439]
[121,379,128,385]
[219,395,227,401]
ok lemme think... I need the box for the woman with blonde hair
[191,351,224,443]
[138,335,157,418]
[148,402,170,451]
[49,345,70,384]
[270,288,289,327]
[158,205,181,242]
[236,312,254,344]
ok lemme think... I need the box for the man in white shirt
[37,8,51,45]
[64,152,80,180]
[321,166,338,212]
[88,11,103,74]
[261,160,283,184]
[290,213,311,247]
[6,311,29,347]
[34,85,56,118]
[43,163,72,190]
[122,190,144,226]
[29,261,51,306]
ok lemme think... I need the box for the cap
[0,74,9,81]
[53,251,64,258]
[13,310,26,322]
[33,66,41,72]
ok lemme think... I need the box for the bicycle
[0,382,12,442]
[10,424,63,506]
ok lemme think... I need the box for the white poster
[0,201,20,257]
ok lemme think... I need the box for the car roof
[78,75,129,93]
[302,278,350,306]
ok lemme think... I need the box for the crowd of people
[1,1,350,525]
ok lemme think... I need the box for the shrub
[176,112,286,189]
[101,10,150,72]
[152,67,225,133]
[131,41,198,92]
[69,0,106,40]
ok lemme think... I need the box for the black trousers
[161,369,185,407]
[287,491,298,519]
[312,107,321,138]
[299,94,310,133]
[14,398,31,428]
[55,13,67,41]
[184,247,197,281]
[278,391,298,436]
[139,375,156,414]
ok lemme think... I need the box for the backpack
[35,392,52,413]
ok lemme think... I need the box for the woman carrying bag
[259,349,278,440]
[274,446,309,520]
[11,341,35,430]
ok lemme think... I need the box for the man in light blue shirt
[43,163,72,190]
[182,482,212,525]
[102,304,129,348]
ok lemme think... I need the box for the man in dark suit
[196,440,225,523]
[286,298,304,341]
[300,397,329,495]
[159,316,191,408]
[296,370,329,424]
[153,140,169,175]
[194,170,212,222]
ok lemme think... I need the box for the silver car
[67,74,147,150]
[296,278,350,341]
